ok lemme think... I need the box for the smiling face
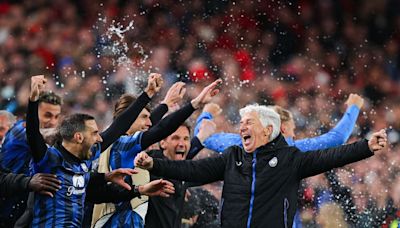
[38,102,61,129]
[161,125,191,160]
[239,111,272,153]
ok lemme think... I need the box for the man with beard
[26,75,175,228]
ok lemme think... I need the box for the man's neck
[62,141,83,160]
[162,150,172,160]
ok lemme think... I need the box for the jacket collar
[55,142,82,164]
[254,133,288,154]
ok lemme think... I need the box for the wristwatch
[134,185,142,198]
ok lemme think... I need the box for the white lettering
[66,186,86,196]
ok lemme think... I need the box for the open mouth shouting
[241,133,253,149]
[174,149,186,160]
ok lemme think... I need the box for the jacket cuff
[362,139,374,156]
[23,176,32,191]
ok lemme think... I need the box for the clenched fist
[368,129,387,153]
[134,152,154,170]
[145,73,163,98]
[30,75,47,101]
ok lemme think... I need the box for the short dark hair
[180,121,192,135]
[113,93,150,119]
[59,113,95,140]
[38,91,63,106]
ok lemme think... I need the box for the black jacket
[0,171,30,197]
[150,134,373,228]
[145,137,204,228]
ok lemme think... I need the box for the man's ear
[73,132,84,144]
[159,140,166,150]
[280,123,286,134]
[264,125,273,138]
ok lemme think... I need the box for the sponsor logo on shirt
[67,175,86,196]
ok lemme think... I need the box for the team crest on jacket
[268,157,278,167]
[73,175,85,188]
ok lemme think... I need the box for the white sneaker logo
[269,157,278,167]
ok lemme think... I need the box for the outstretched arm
[150,82,186,124]
[86,171,175,203]
[296,140,372,179]
[194,111,242,153]
[135,151,226,183]
[140,103,196,149]
[100,73,163,151]
[149,104,168,125]
[293,94,363,152]
[100,92,151,150]
[292,105,359,152]
[186,137,204,160]
[296,130,386,179]
[186,119,217,159]
[0,171,61,198]
[140,79,222,150]
[26,76,48,162]
[0,171,30,196]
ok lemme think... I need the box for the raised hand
[203,103,222,117]
[191,79,222,109]
[28,173,61,197]
[105,168,139,190]
[145,73,163,98]
[345,93,364,109]
[368,129,387,153]
[134,152,154,170]
[162,82,186,109]
[30,75,47,101]
[197,119,217,143]
[138,179,175,197]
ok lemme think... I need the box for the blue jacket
[194,105,360,153]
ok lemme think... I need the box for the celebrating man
[135,104,387,228]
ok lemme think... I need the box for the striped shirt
[106,132,144,228]
[31,145,98,228]
[0,120,31,175]
[0,120,31,227]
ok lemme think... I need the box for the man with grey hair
[134,103,387,228]
[0,110,16,147]
[238,104,281,148]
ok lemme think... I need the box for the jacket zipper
[246,151,257,228]
[283,197,289,228]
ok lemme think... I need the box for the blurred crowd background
[1,0,400,227]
